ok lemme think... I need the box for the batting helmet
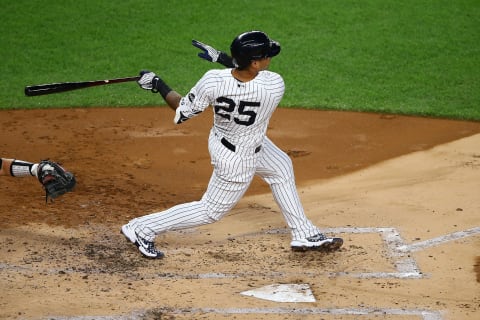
[230,31,281,69]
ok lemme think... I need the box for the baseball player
[0,157,76,202]
[121,30,343,258]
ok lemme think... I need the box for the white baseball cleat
[290,233,343,252]
[121,224,164,259]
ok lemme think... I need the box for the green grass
[1,0,479,120]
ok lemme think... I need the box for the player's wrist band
[152,76,172,100]
[10,159,34,177]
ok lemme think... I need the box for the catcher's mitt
[37,160,76,202]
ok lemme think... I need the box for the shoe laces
[146,242,159,254]
[306,233,327,242]
[138,236,160,254]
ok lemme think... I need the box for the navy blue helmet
[230,31,281,69]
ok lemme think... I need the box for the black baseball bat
[24,76,141,97]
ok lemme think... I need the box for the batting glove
[192,40,221,62]
[137,71,157,90]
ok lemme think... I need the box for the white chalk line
[9,226,471,319]
[3,226,478,281]
[180,306,443,318]
[265,227,423,279]
[43,307,444,320]
[1,227,418,279]
[397,226,480,252]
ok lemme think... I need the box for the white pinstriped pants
[130,129,321,242]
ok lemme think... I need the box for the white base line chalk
[397,226,480,252]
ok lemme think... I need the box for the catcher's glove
[37,160,76,203]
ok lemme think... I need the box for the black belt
[221,137,261,153]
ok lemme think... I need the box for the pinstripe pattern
[129,68,320,242]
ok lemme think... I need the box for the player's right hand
[137,70,157,90]
[192,39,220,62]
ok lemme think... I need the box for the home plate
[240,283,316,303]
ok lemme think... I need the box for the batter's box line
[164,307,444,319]
[66,307,441,320]
[3,226,477,282]
[259,226,421,279]
[0,227,419,280]
[333,227,423,279]
[264,226,480,279]
[396,226,480,252]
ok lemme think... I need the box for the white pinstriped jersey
[175,68,284,149]
[130,67,321,245]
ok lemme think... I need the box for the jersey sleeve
[173,71,217,124]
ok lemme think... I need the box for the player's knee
[204,204,231,223]
[206,207,229,222]
[200,193,237,223]
[274,150,294,172]
[206,214,222,223]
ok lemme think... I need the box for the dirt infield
[1,107,479,320]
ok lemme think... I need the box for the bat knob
[25,86,34,96]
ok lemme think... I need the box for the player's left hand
[37,160,76,203]
[192,40,221,62]
[137,71,157,90]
